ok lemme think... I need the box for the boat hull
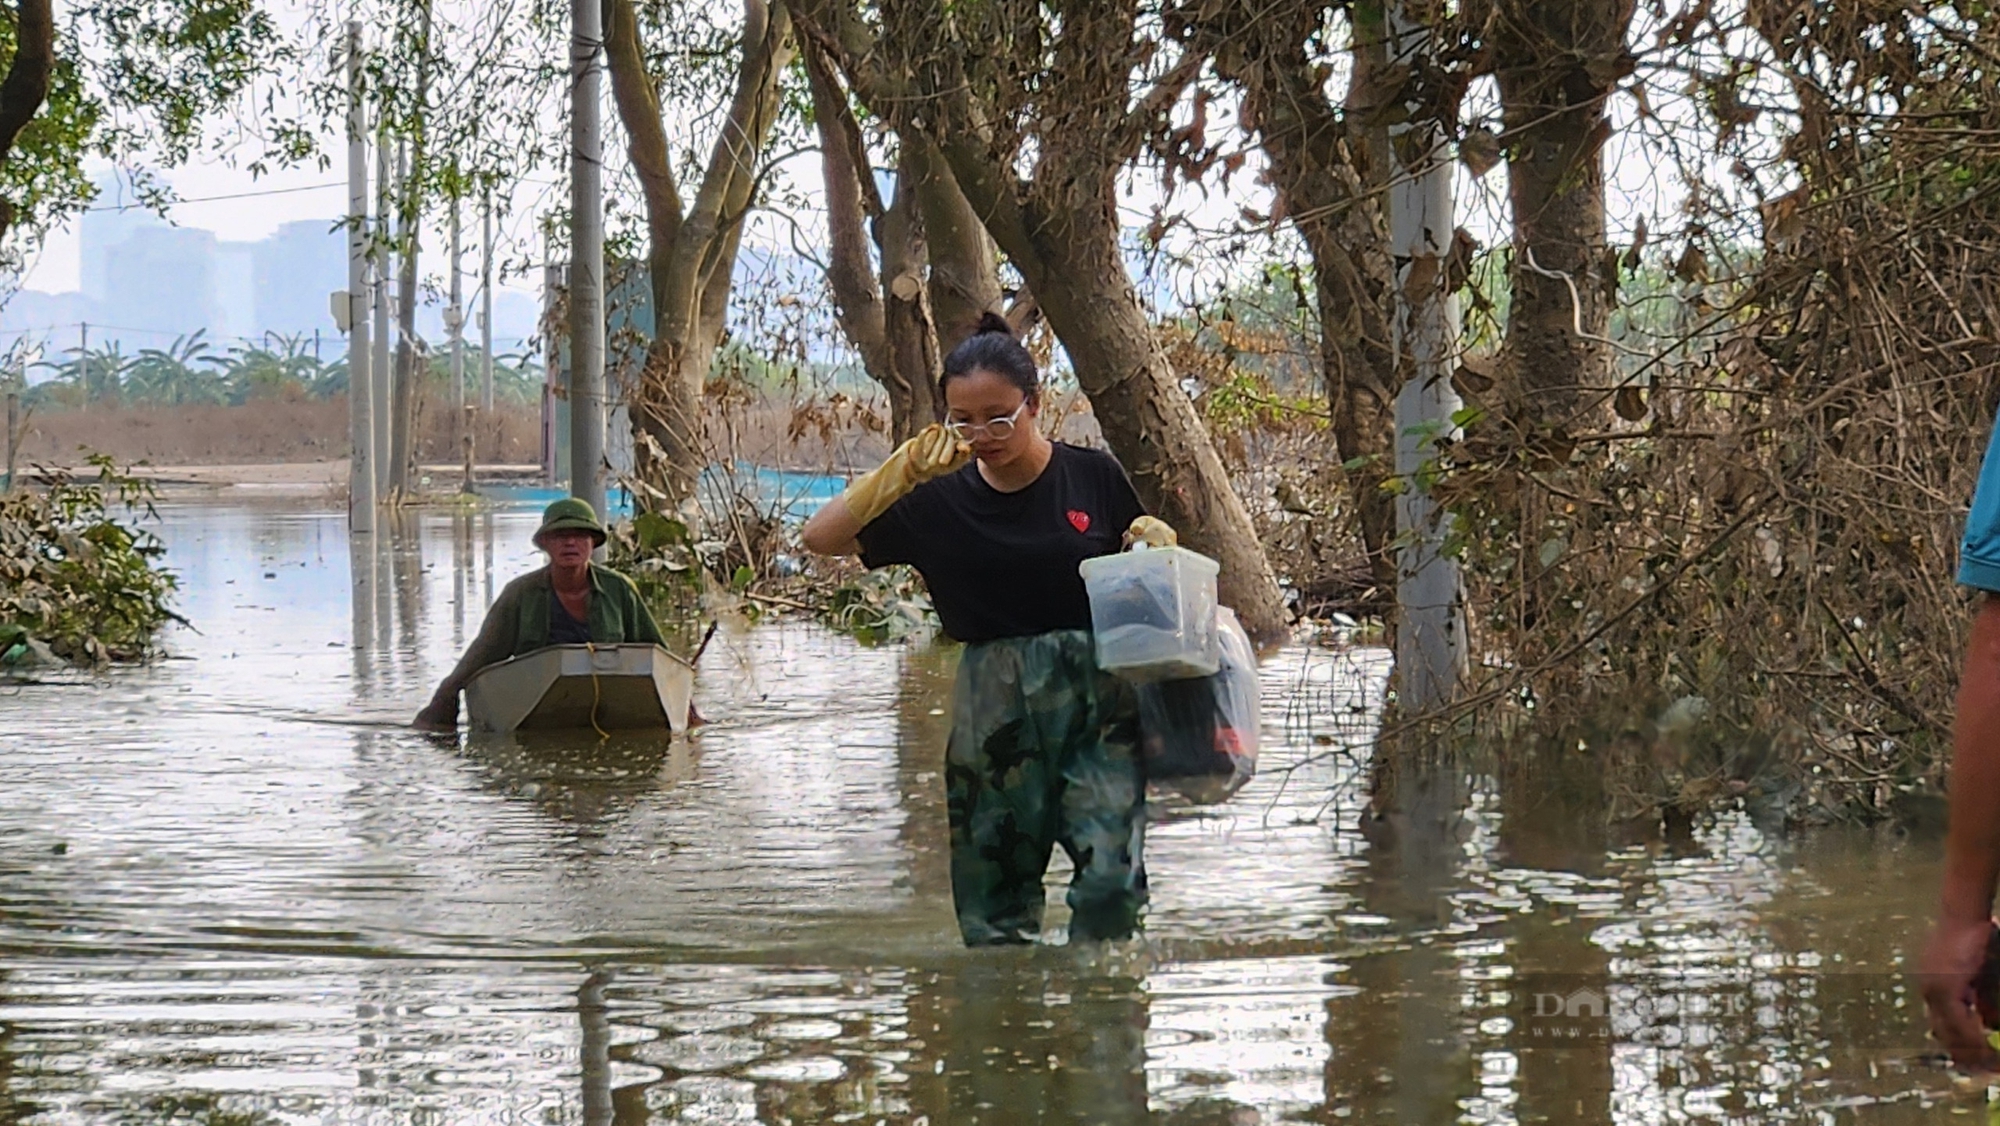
[463,644,693,734]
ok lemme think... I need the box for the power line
[84,321,201,338]
[84,182,346,214]
[0,321,234,345]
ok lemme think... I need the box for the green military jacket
[480,562,665,657]
[420,563,666,718]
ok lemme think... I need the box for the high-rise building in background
[78,173,154,306]
[104,226,221,340]
[214,241,257,342]
[252,220,344,341]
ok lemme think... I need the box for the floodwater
[0,501,1983,1123]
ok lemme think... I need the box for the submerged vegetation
[0,454,179,666]
[607,493,936,648]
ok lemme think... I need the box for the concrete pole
[371,119,393,502]
[349,526,374,674]
[568,0,607,519]
[480,186,494,412]
[1387,2,1467,713]
[344,21,375,535]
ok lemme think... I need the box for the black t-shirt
[857,442,1147,643]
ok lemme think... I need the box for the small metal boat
[463,644,694,734]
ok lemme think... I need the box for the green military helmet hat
[533,497,608,547]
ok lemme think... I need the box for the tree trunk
[392,139,419,494]
[604,0,683,267]
[1492,0,1633,430]
[903,140,999,354]
[879,155,945,437]
[695,217,742,364]
[609,0,794,510]
[388,0,433,495]
[807,42,942,441]
[0,0,53,240]
[1220,0,1402,606]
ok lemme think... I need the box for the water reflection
[0,500,1978,1121]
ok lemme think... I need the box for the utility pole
[568,0,607,519]
[480,186,494,412]
[371,118,393,502]
[344,20,375,535]
[77,323,87,411]
[1387,1,1466,714]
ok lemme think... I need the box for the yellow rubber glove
[1124,515,1178,549]
[842,424,972,526]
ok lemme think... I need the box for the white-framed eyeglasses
[944,401,1030,441]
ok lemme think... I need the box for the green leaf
[1449,406,1486,429]
[633,511,688,552]
[731,565,755,593]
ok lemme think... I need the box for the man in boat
[412,498,666,732]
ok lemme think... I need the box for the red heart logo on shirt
[1067,510,1091,534]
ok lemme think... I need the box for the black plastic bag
[1135,607,1258,804]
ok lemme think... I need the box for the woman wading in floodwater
[802,314,1175,946]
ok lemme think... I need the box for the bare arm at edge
[801,494,864,558]
[1921,595,2000,1069]
[413,590,519,730]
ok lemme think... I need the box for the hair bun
[974,311,1014,338]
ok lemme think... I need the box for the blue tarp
[479,464,847,524]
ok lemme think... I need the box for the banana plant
[126,331,225,406]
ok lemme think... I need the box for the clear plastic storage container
[1079,545,1221,681]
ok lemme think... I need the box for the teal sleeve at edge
[1960,407,2000,592]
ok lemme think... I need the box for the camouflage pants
[945,629,1147,946]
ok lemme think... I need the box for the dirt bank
[4,394,911,474]
[9,398,543,467]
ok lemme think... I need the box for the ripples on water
[0,501,1976,1122]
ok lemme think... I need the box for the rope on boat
[583,642,611,741]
